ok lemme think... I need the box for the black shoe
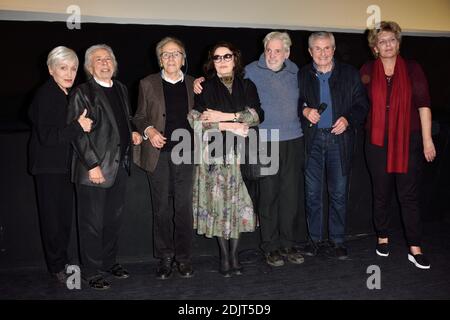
[301,243,319,257]
[219,258,232,278]
[266,250,284,267]
[219,266,232,277]
[109,263,130,279]
[328,244,348,260]
[230,258,243,275]
[89,277,110,290]
[376,243,389,257]
[177,262,194,278]
[408,253,431,269]
[230,255,243,275]
[280,247,305,264]
[156,257,173,280]
[230,257,243,275]
[231,265,243,275]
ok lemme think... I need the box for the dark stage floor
[1,221,449,300]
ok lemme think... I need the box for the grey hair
[308,31,336,49]
[47,46,78,69]
[155,37,186,60]
[84,44,118,77]
[263,31,292,52]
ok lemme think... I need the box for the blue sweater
[245,54,303,142]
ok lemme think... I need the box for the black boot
[230,238,243,275]
[217,237,231,277]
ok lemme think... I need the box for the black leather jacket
[67,78,133,188]
[298,60,369,176]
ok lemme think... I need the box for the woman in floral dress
[188,41,264,277]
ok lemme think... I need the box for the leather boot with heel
[230,238,243,275]
[217,237,231,277]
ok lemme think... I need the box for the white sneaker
[408,253,431,269]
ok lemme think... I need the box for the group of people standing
[29,20,435,290]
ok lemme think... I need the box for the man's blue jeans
[305,129,348,244]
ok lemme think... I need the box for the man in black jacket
[67,44,142,290]
[299,32,369,259]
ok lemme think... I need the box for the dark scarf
[194,74,247,114]
[370,55,412,173]
[194,74,249,159]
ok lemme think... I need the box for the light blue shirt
[314,65,333,129]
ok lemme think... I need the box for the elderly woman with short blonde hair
[29,46,92,284]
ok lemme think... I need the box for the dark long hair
[203,41,244,79]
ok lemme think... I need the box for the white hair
[84,44,118,77]
[263,31,292,52]
[308,31,336,49]
[47,46,78,69]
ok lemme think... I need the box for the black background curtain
[1,20,449,124]
[0,20,449,268]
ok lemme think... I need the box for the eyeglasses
[213,53,233,63]
[160,51,183,60]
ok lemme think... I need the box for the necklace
[386,74,393,85]
[219,75,234,93]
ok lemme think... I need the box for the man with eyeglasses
[299,32,369,259]
[133,37,196,280]
[194,31,306,268]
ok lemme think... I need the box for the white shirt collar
[161,70,184,84]
[93,77,113,88]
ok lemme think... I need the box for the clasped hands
[201,108,249,137]
[200,108,230,123]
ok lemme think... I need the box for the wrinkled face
[213,46,235,77]
[160,41,185,75]
[48,59,78,92]
[264,39,289,72]
[309,37,335,70]
[374,31,400,59]
[89,48,115,82]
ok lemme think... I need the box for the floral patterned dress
[188,87,260,240]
